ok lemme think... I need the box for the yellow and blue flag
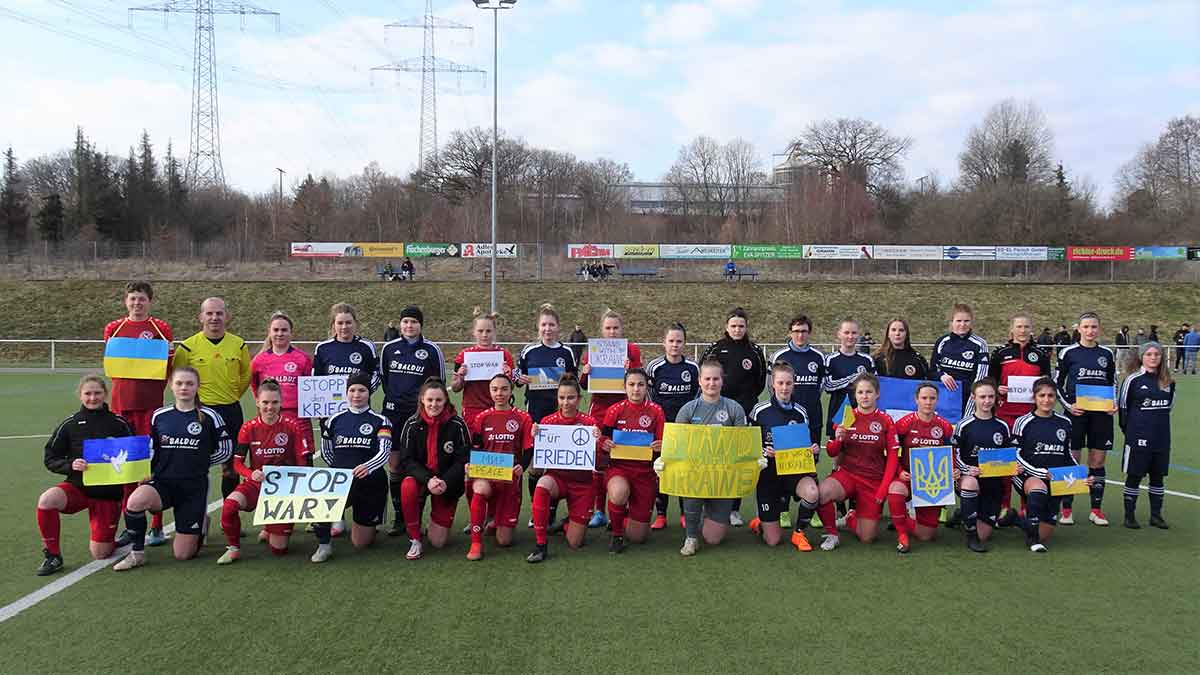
[611,429,654,461]
[83,436,151,486]
[978,447,1019,477]
[1049,465,1090,496]
[1076,384,1114,412]
[588,366,626,394]
[103,337,169,380]
[525,367,565,391]
[773,423,815,475]
[468,449,514,481]
[831,404,857,429]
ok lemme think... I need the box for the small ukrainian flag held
[1049,465,1090,496]
[831,404,856,429]
[1076,384,1115,412]
[468,450,514,481]
[978,447,1019,478]
[83,436,152,486]
[103,337,169,380]
[611,429,654,461]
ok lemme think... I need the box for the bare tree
[788,118,911,193]
[958,99,1055,189]
[575,158,632,236]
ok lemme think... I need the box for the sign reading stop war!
[253,466,355,525]
[297,375,348,419]
[659,424,762,498]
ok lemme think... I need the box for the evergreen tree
[164,140,188,229]
[1,147,31,250]
[36,193,65,242]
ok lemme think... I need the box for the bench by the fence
[619,267,660,279]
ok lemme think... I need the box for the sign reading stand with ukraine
[1075,384,1115,412]
[659,424,762,498]
[103,337,169,380]
[1049,465,1090,496]
[978,448,1019,478]
[610,429,654,461]
[587,338,627,394]
[908,445,956,507]
[83,436,152,486]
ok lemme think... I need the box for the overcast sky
[2,0,1196,204]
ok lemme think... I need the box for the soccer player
[466,374,534,561]
[396,378,471,560]
[1055,312,1117,526]
[769,315,826,448]
[700,308,766,526]
[952,379,1012,553]
[1118,342,1175,529]
[310,372,392,563]
[872,318,929,379]
[888,383,956,553]
[823,318,875,441]
[527,375,600,563]
[931,303,989,417]
[217,379,311,564]
[814,373,899,551]
[35,374,136,575]
[170,297,251,501]
[599,369,666,553]
[451,308,515,427]
[103,282,172,548]
[114,367,233,570]
[380,305,445,536]
[647,322,700,529]
[748,361,820,552]
[1013,378,1091,553]
[989,312,1050,526]
[250,311,313,452]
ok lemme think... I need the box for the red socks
[469,492,487,545]
[609,501,628,537]
[592,472,606,512]
[400,477,422,540]
[532,486,551,546]
[220,499,241,547]
[1001,477,1013,511]
[817,501,838,535]
[151,512,163,530]
[887,493,911,535]
[36,508,61,556]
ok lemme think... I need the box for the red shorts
[547,472,595,525]
[897,477,942,529]
[428,493,458,528]
[825,468,883,521]
[114,408,154,436]
[481,478,522,529]
[605,463,657,523]
[231,482,293,536]
[56,481,121,544]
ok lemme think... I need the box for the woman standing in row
[989,312,1050,526]
[1119,343,1174,530]
[646,322,699,530]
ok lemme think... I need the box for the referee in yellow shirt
[171,297,251,499]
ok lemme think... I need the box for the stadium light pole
[474,0,516,314]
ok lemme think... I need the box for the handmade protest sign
[1049,465,1090,496]
[610,429,653,461]
[659,424,762,498]
[533,424,596,471]
[772,423,815,475]
[1076,384,1115,412]
[587,338,627,393]
[978,448,1019,477]
[82,436,151,486]
[253,466,354,525]
[463,350,504,381]
[297,375,348,418]
[908,445,956,507]
[468,450,514,481]
[525,367,564,391]
[1005,376,1038,404]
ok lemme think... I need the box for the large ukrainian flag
[588,366,626,394]
[1076,384,1114,412]
[83,436,152,486]
[978,447,1019,477]
[1049,465,1090,496]
[611,429,653,461]
[103,337,169,380]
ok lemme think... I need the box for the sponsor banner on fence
[460,243,518,258]
[732,244,806,259]
[291,242,353,257]
[405,242,461,257]
[1190,247,1200,261]
[803,245,874,259]
[253,466,354,525]
[1067,246,1131,261]
[659,244,732,259]
[1133,246,1187,260]
[943,245,996,261]
[614,244,660,259]
[567,243,614,259]
[353,243,405,257]
[1047,247,1066,261]
[873,245,942,260]
[996,246,1048,261]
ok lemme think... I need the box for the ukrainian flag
[82,436,152,486]
[1076,384,1115,412]
[1049,465,1090,496]
[978,447,1019,477]
[103,337,169,380]
[526,367,565,391]
[611,429,653,461]
[831,404,856,429]
[588,366,626,394]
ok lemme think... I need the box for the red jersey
[601,398,665,467]
[454,345,515,421]
[250,347,314,412]
[827,408,900,484]
[469,407,534,468]
[103,316,173,413]
[894,412,955,469]
[991,341,1050,421]
[539,411,599,483]
[234,414,311,478]
[583,343,643,419]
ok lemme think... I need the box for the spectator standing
[1172,323,1190,371]
[568,324,587,364]
[1184,325,1200,375]
[383,321,400,343]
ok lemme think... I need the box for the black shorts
[975,476,1004,527]
[148,478,209,535]
[1123,446,1169,477]
[1012,476,1062,526]
[345,470,388,527]
[1070,411,1113,452]
[755,467,816,523]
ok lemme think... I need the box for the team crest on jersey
[716,410,729,422]
[993,432,1004,445]
[1056,428,1067,442]
[638,415,652,427]
[274,432,289,446]
[284,361,298,373]
[443,441,455,454]
[505,419,520,433]
[808,362,818,373]
[1098,356,1108,368]
[556,357,566,368]
[931,427,944,439]
[187,422,202,435]
[359,423,373,435]
[741,359,753,370]
[856,366,866,374]
[416,349,429,361]
[681,370,692,382]
[869,421,883,433]
[904,365,916,376]
[1028,353,1039,363]
[138,330,155,340]
[962,351,975,360]
[349,352,363,365]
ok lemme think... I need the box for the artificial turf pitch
[1,373,1197,673]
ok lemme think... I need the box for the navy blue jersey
[952,415,1011,472]
[646,355,700,422]
[931,332,989,384]
[1055,343,1116,406]
[750,397,814,455]
[517,342,578,423]
[1012,412,1076,479]
[823,350,874,433]
[769,343,825,420]
[149,405,232,482]
[319,407,392,473]
[379,336,445,420]
[313,337,380,390]
[1118,369,1174,451]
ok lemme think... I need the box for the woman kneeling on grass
[599,369,665,554]
[888,382,956,554]
[466,373,534,561]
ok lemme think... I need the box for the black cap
[400,305,424,324]
[346,372,372,390]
